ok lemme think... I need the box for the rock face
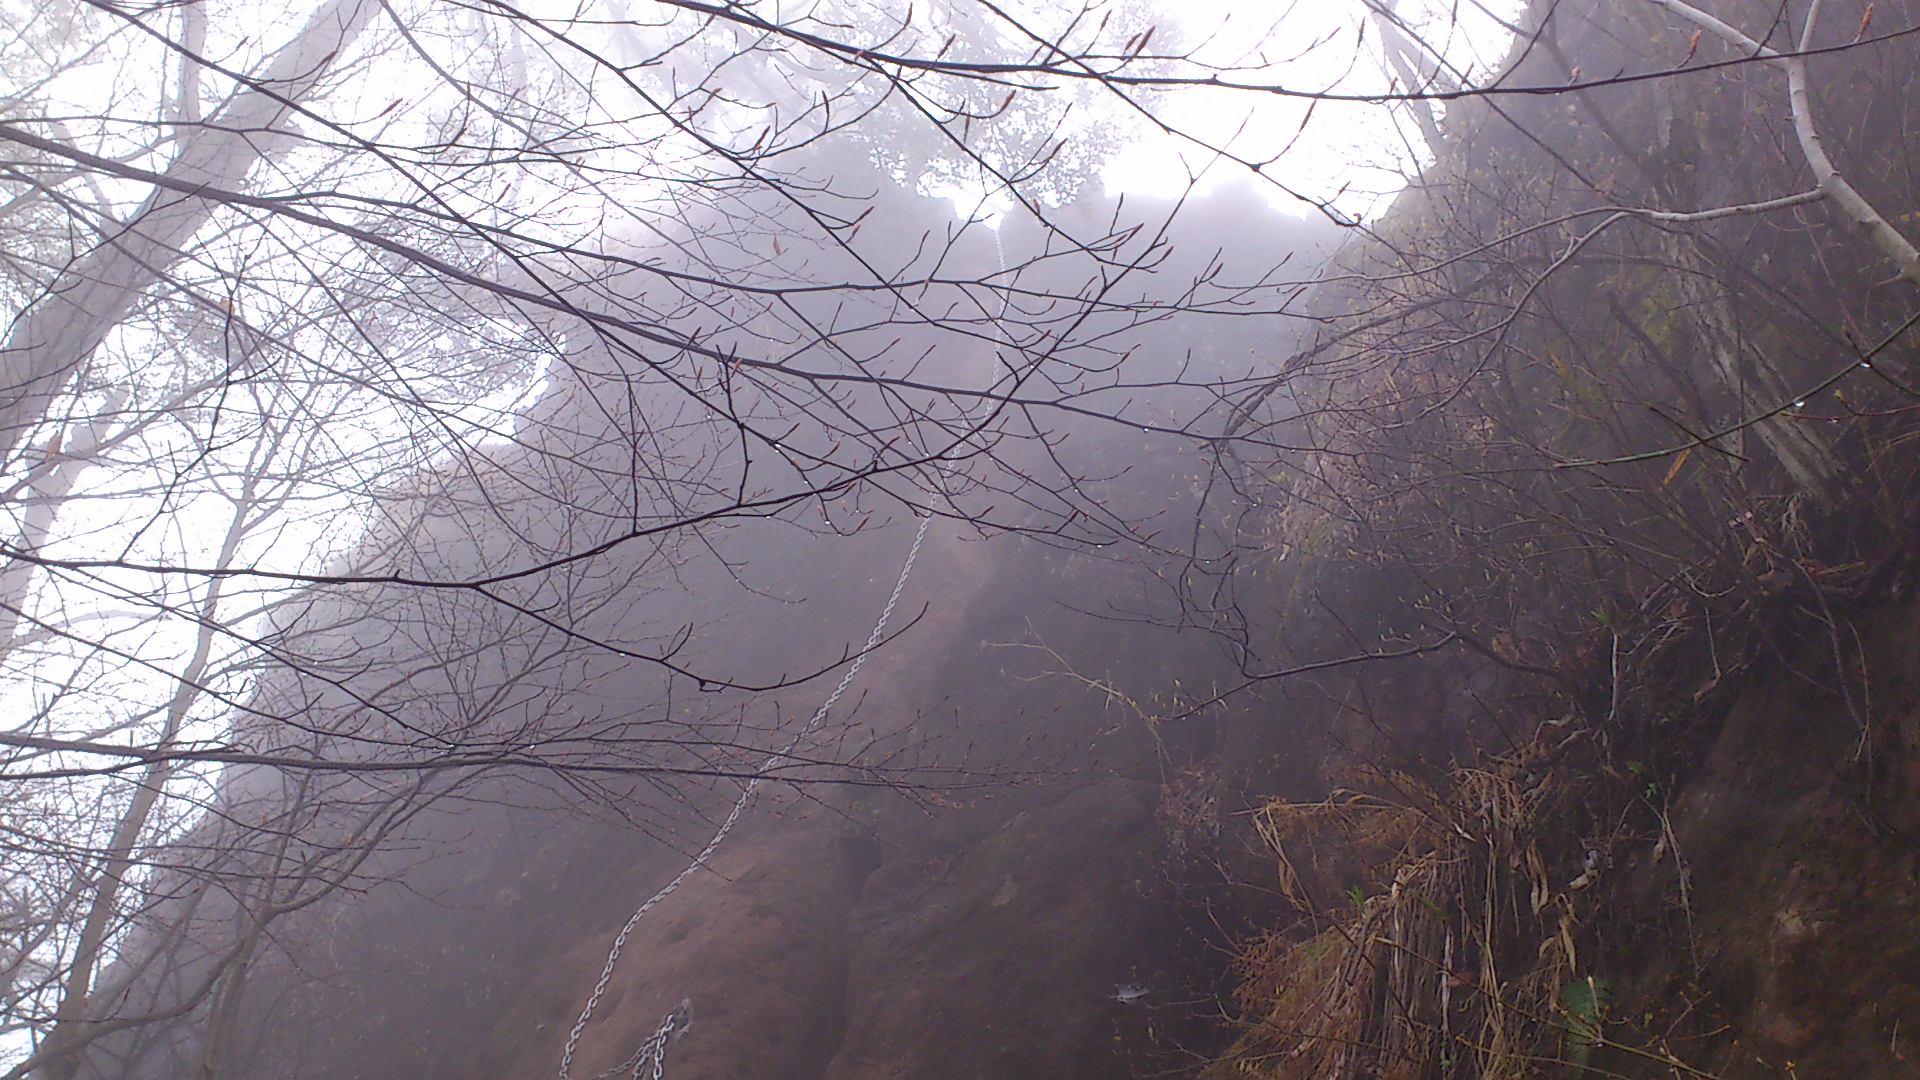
[1608,595,1920,1076]
[384,517,1240,1080]
[284,779,1212,1080]
[496,813,880,1080]
[520,780,1195,1080]
[78,512,1249,1080]
[823,782,1176,1080]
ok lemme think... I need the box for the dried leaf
[1661,445,1694,486]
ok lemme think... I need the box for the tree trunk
[0,0,375,472]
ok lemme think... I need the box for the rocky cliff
[72,2,1920,1077]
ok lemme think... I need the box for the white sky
[1101,0,1524,215]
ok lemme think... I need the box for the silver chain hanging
[557,515,933,1080]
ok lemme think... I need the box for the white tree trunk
[0,0,375,471]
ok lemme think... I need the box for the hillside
[10,1,1920,1078]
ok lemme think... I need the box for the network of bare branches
[2,0,1917,1076]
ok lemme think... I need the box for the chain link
[580,1001,682,1080]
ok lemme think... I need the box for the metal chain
[582,1002,682,1080]
[557,513,934,1080]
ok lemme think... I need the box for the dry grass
[1210,752,1606,1080]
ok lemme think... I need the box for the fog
[0,1,1393,1073]
[30,1,1918,1077]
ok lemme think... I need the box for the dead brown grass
[1209,748,1605,1080]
